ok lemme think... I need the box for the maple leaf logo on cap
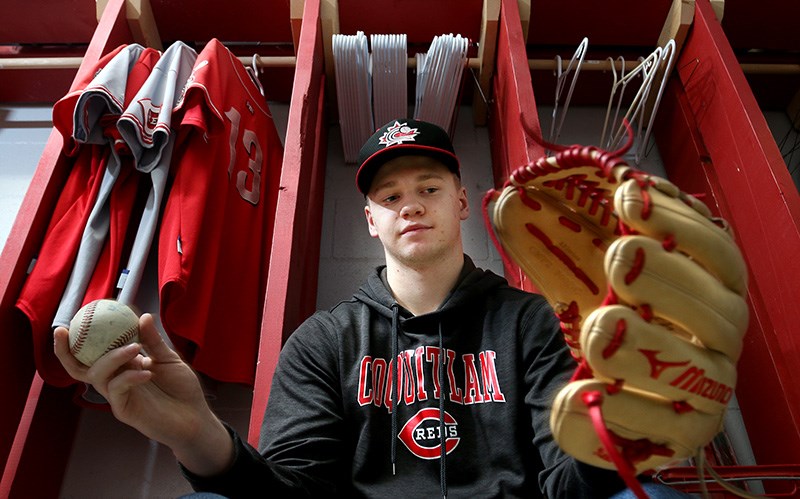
[378,121,419,147]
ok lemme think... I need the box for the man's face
[364,155,469,267]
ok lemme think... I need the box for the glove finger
[605,236,749,360]
[615,179,748,296]
[645,175,713,219]
[492,184,613,313]
[581,305,737,415]
[550,379,722,473]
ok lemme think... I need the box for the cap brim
[357,145,461,194]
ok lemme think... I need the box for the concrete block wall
[0,105,53,248]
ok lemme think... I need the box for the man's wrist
[173,413,236,477]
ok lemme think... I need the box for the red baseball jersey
[16,45,159,386]
[53,46,162,329]
[159,38,283,384]
[115,41,197,311]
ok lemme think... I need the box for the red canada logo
[398,408,460,459]
[378,121,419,147]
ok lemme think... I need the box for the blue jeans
[610,482,695,498]
[181,483,693,499]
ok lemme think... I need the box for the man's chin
[393,247,446,267]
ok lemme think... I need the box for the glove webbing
[481,117,636,282]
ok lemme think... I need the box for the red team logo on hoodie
[398,408,460,459]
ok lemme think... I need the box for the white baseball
[68,299,140,366]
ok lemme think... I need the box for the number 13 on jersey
[225,106,263,205]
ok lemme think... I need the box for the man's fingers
[106,368,154,401]
[53,326,71,357]
[83,343,142,394]
[53,326,89,380]
[54,312,181,392]
[138,313,181,362]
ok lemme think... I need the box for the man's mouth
[401,224,430,235]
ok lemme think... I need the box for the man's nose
[399,197,424,217]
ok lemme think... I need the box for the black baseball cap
[356,118,461,195]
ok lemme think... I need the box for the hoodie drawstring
[389,304,448,498]
[390,304,399,476]
[438,321,448,499]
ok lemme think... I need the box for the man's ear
[365,204,379,238]
[458,187,470,221]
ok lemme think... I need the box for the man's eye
[424,187,439,194]
[383,195,398,203]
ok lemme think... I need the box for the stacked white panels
[333,31,374,163]
[413,33,468,134]
[371,34,408,129]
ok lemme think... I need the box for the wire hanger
[604,47,662,153]
[246,53,266,97]
[601,40,677,164]
[600,56,628,149]
[548,37,588,147]
[634,39,677,164]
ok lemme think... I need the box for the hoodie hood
[352,255,508,322]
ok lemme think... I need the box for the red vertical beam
[490,0,544,182]
[0,376,82,499]
[658,0,800,465]
[488,0,544,291]
[0,0,133,493]
[248,0,326,445]
[656,79,800,473]
[299,78,327,319]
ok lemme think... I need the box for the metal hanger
[549,37,588,146]
[247,53,266,97]
[605,47,662,153]
[600,55,628,149]
[634,39,677,164]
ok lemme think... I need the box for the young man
[55,118,689,498]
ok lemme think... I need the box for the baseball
[68,299,140,366]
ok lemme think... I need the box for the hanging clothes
[16,44,160,387]
[157,38,284,385]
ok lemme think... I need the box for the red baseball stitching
[70,301,97,356]
[104,324,139,354]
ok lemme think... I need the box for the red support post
[248,0,327,445]
[654,0,800,479]
[0,0,134,494]
[488,0,545,292]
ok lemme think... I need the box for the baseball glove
[483,127,749,494]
